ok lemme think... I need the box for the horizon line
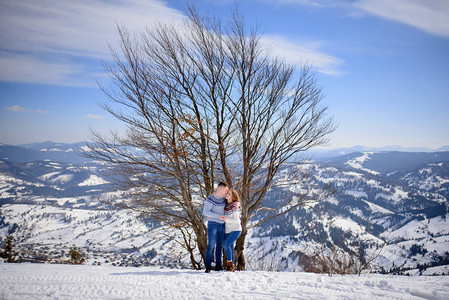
[1,140,448,152]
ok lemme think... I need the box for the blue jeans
[205,221,225,268]
[223,231,241,263]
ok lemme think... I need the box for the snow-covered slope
[1,146,449,275]
[1,262,448,300]
[325,151,449,175]
[0,142,91,164]
[0,159,113,205]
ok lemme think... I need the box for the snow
[0,204,165,257]
[343,171,363,177]
[40,148,73,152]
[51,174,74,184]
[385,219,428,241]
[350,207,365,218]
[362,200,393,215]
[345,190,368,198]
[420,265,449,276]
[332,217,365,235]
[375,187,408,203]
[375,214,449,271]
[78,175,109,186]
[39,172,73,184]
[419,167,433,175]
[425,236,449,254]
[325,196,339,205]
[420,175,449,191]
[430,163,444,167]
[1,263,448,300]
[38,172,60,181]
[0,174,26,185]
[345,152,380,175]
[0,174,45,189]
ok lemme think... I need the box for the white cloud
[271,0,340,8]
[6,105,25,112]
[260,35,344,75]
[266,0,449,38]
[0,0,184,86]
[0,0,184,59]
[0,51,91,87]
[35,109,50,114]
[85,114,105,119]
[0,0,344,86]
[6,105,50,113]
[353,0,449,37]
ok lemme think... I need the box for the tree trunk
[89,7,335,274]
[193,223,208,268]
[234,228,247,270]
[187,245,201,270]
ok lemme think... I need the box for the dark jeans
[223,231,241,263]
[205,221,225,268]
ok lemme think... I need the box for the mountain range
[1,142,448,275]
[0,142,91,164]
[2,141,449,163]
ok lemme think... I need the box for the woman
[223,188,242,272]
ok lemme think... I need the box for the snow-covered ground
[1,262,448,300]
[345,152,380,175]
[78,175,110,186]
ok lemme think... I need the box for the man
[203,181,229,273]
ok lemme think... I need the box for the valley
[1,142,448,275]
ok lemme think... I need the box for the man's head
[216,181,230,197]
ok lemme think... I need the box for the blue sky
[0,0,448,149]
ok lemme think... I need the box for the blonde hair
[230,189,241,202]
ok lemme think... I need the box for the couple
[203,182,242,273]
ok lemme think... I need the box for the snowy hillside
[1,262,448,299]
[324,151,449,175]
[249,155,449,274]
[1,144,449,275]
[0,159,114,205]
[0,142,91,164]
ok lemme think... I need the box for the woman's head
[226,188,240,203]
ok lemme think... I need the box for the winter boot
[226,261,232,271]
[226,261,235,272]
[205,266,211,273]
[214,265,223,271]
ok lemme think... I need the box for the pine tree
[0,235,18,263]
[68,244,86,264]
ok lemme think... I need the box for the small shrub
[0,235,19,263]
[409,244,427,256]
[68,245,86,264]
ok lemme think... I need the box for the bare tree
[300,218,386,276]
[86,6,335,270]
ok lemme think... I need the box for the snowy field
[1,262,449,299]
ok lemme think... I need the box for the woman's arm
[226,203,241,223]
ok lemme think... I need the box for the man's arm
[203,200,224,220]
